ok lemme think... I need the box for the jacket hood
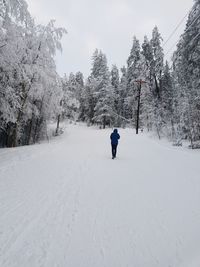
[113,129,118,133]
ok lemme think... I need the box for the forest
[0,0,200,148]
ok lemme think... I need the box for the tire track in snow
[0,148,90,267]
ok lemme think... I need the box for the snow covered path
[0,124,200,267]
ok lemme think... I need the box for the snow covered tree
[0,0,66,147]
[161,62,174,132]
[74,71,85,121]
[150,26,164,98]
[125,36,141,122]
[89,49,115,128]
[111,64,120,89]
[62,73,80,121]
[140,27,165,137]
[111,65,121,126]
[93,83,115,128]
[0,0,32,27]
[82,76,97,124]
[172,0,200,146]
[75,71,84,101]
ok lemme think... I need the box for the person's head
[113,129,118,133]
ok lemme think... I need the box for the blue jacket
[110,129,120,145]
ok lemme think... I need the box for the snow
[0,124,200,267]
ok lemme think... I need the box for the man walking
[110,129,120,159]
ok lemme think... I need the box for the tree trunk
[136,81,142,134]
[103,116,106,129]
[154,75,160,98]
[26,118,33,145]
[55,114,61,135]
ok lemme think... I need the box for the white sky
[26,0,193,77]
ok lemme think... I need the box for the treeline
[0,0,66,147]
[61,0,200,147]
[61,28,169,133]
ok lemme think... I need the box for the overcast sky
[26,0,193,77]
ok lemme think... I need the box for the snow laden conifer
[139,28,167,137]
[125,36,141,123]
[118,66,128,126]
[75,71,85,121]
[111,65,121,126]
[75,72,84,102]
[150,26,164,98]
[141,27,164,138]
[82,76,97,125]
[141,35,154,131]
[161,61,174,136]
[172,0,200,146]
[90,49,115,128]
[62,72,83,121]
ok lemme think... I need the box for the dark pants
[111,144,118,158]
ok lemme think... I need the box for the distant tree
[125,36,141,122]
[89,49,115,128]
[83,77,97,124]
[62,73,80,121]
[111,65,121,125]
[150,26,164,98]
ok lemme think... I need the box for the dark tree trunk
[136,82,142,134]
[26,118,33,145]
[103,116,106,129]
[56,114,61,135]
[154,75,160,98]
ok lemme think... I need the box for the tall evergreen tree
[90,49,115,128]
[150,26,164,137]
[150,26,164,98]
[62,73,80,121]
[125,36,141,121]
[111,65,121,125]
[172,0,200,145]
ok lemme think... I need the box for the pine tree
[118,66,128,127]
[172,0,200,146]
[83,77,97,124]
[150,26,164,137]
[125,36,141,122]
[62,73,80,121]
[161,62,173,122]
[150,26,164,98]
[111,65,121,125]
[90,49,115,128]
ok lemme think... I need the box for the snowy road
[0,124,200,267]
